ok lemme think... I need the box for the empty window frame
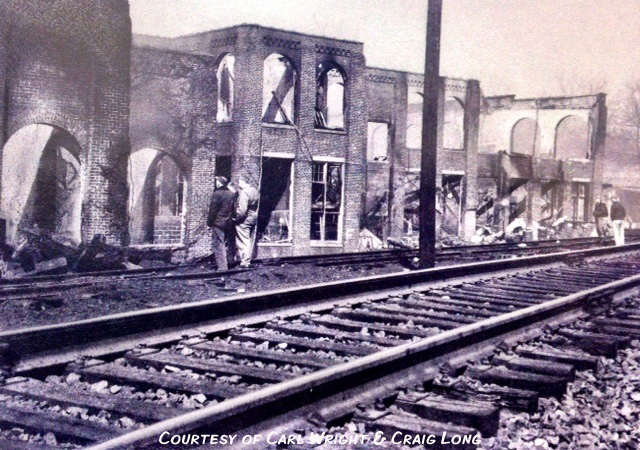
[406,85,423,149]
[311,162,343,242]
[258,158,293,244]
[216,54,235,122]
[315,62,346,130]
[215,155,232,180]
[572,182,589,223]
[555,116,590,160]
[262,53,297,124]
[511,118,541,156]
[540,181,563,224]
[443,98,465,150]
[367,122,389,161]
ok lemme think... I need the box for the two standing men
[206,176,259,271]
[593,196,628,246]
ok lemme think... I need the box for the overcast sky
[130,0,640,101]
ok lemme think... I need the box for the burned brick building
[364,69,607,244]
[130,24,607,258]
[0,0,132,247]
[0,3,609,259]
[130,25,367,258]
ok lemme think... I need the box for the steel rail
[2,243,639,371]
[0,236,613,286]
[87,258,640,449]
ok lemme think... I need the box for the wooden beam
[419,0,443,268]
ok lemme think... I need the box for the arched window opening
[129,149,186,245]
[1,124,82,246]
[511,118,540,156]
[217,54,235,122]
[367,122,389,161]
[406,86,423,149]
[443,98,465,150]
[555,115,589,160]
[315,62,346,130]
[262,53,296,124]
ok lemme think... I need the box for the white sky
[130,0,640,100]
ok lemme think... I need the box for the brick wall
[153,216,183,245]
[0,0,132,245]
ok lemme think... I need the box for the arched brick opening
[443,97,465,150]
[315,60,347,130]
[216,53,235,123]
[555,115,590,160]
[128,148,187,245]
[1,124,83,246]
[511,117,541,156]
[262,53,297,124]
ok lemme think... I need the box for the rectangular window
[367,122,389,162]
[572,182,589,222]
[541,181,563,223]
[257,158,293,244]
[311,162,343,242]
[215,155,232,180]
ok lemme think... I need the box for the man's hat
[215,176,228,186]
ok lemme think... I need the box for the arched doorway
[1,124,82,246]
[129,149,186,245]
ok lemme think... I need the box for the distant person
[592,196,608,240]
[207,176,235,271]
[610,197,627,246]
[235,177,259,268]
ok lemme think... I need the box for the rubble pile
[0,227,182,279]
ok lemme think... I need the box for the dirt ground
[0,260,410,331]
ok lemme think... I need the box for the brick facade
[134,25,367,258]
[0,5,607,254]
[0,0,132,245]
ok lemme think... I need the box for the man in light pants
[235,177,259,268]
[610,197,627,246]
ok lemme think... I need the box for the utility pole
[419,0,443,268]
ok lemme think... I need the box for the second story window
[263,53,297,124]
[315,61,346,130]
[367,122,388,161]
[216,53,235,122]
[406,85,423,149]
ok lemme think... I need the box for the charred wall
[0,0,132,245]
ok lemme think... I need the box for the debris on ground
[0,230,183,279]
[481,339,640,449]
[358,228,383,251]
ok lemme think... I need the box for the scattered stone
[66,373,81,384]
[43,432,57,446]
[90,380,108,392]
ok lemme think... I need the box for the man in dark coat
[610,196,627,246]
[207,176,236,270]
[592,196,608,240]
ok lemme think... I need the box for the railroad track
[0,237,621,299]
[0,243,639,449]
